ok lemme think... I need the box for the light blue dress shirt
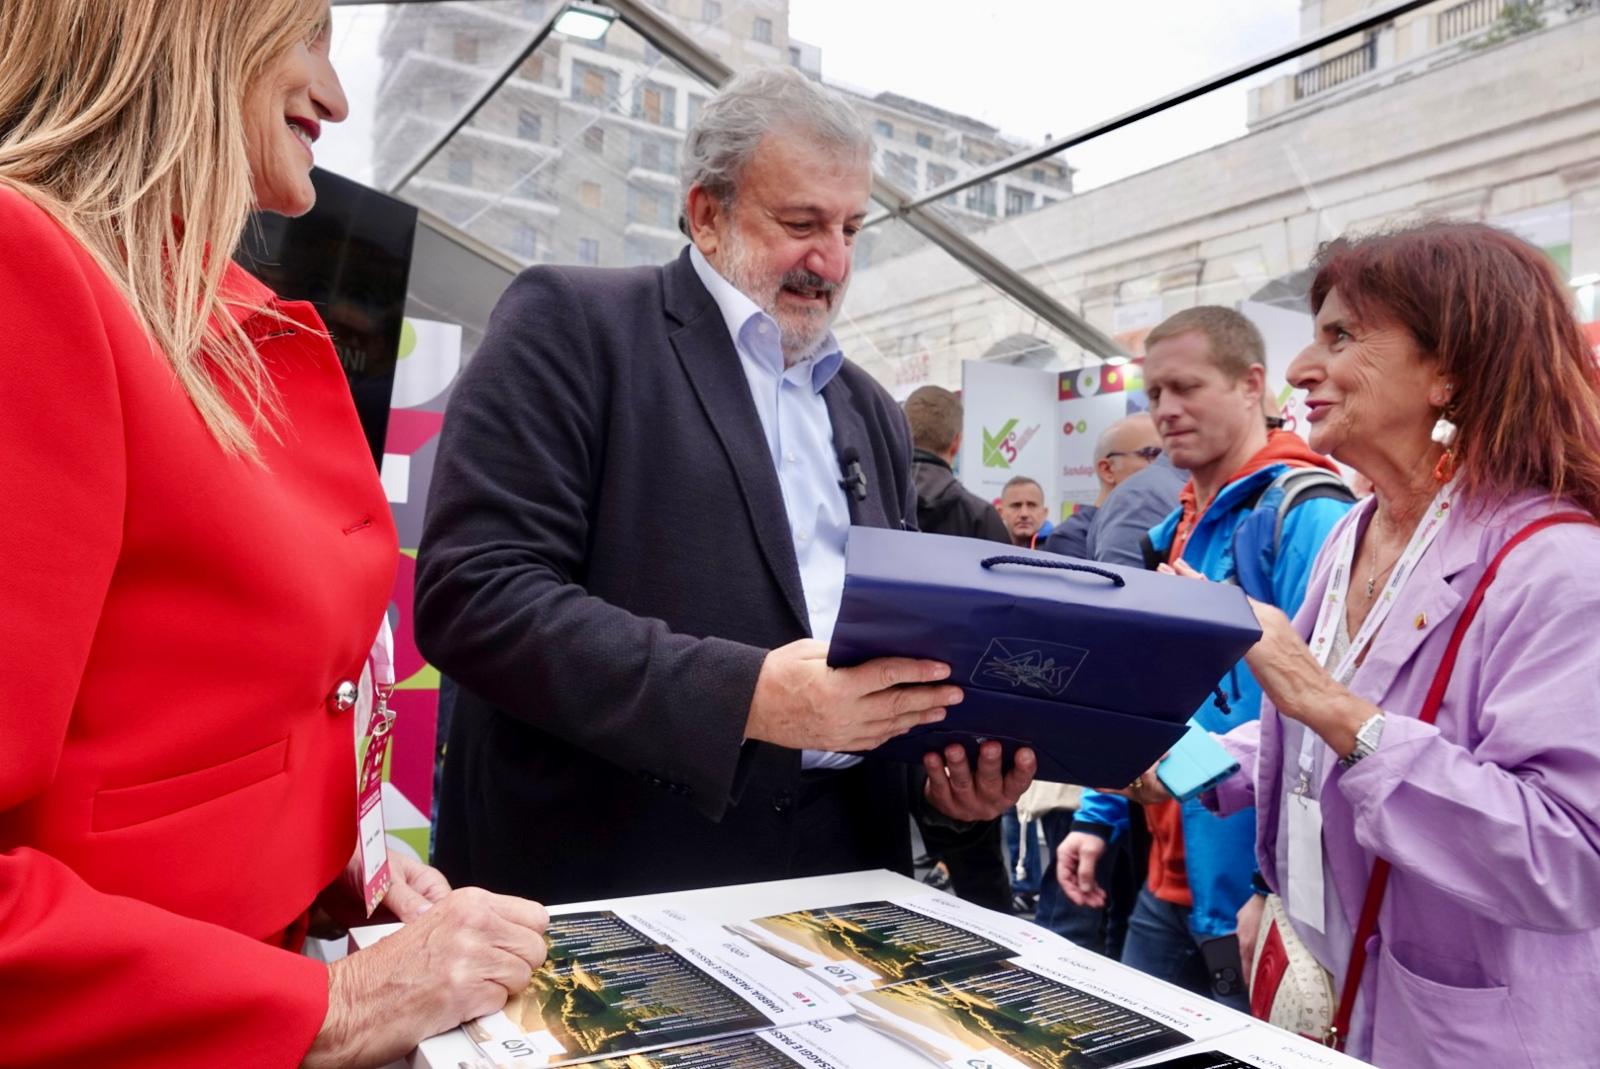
[689,246,859,771]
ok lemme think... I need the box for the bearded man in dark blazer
[415,66,1034,905]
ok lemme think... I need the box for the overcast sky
[320,0,1306,193]
[788,0,1303,189]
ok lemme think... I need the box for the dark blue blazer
[415,248,923,903]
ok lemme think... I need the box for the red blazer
[0,186,397,1066]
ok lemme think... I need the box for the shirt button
[798,532,810,543]
[757,323,769,334]
[784,452,797,464]
[328,680,359,714]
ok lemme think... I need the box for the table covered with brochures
[350,869,1371,1069]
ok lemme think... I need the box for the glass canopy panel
[319,2,552,190]
[839,210,1095,399]
[852,1,1600,394]
[379,3,764,270]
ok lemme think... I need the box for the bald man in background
[1044,413,1162,559]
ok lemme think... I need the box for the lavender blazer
[1215,489,1600,1068]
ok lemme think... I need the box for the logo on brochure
[792,990,816,1007]
[972,637,1087,698]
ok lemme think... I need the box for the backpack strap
[1232,468,1355,601]
[1270,470,1356,556]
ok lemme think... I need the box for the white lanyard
[1295,481,1456,793]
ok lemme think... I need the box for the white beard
[718,225,845,366]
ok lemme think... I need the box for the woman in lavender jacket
[1181,222,1600,1067]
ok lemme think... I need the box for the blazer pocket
[93,738,289,832]
[1371,940,1533,1069]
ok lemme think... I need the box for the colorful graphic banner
[377,316,464,862]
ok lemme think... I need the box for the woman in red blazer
[0,2,547,1065]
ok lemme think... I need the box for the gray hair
[680,66,872,231]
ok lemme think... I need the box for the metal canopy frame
[337,0,1435,361]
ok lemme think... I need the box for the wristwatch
[1338,712,1386,769]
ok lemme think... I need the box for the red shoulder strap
[1329,511,1596,1049]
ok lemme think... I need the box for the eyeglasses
[1104,446,1163,462]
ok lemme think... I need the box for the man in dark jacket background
[905,385,1009,544]
[902,384,1014,912]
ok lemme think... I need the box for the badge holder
[355,619,396,916]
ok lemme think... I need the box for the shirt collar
[688,244,844,393]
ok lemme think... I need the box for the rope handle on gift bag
[980,555,1126,587]
[1327,511,1597,1050]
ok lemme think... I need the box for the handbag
[1247,511,1595,1049]
[1248,891,1336,1038]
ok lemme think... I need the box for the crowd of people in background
[5,5,1600,1067]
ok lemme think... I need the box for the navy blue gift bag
[828,527,1261,787]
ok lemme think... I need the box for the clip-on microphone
[837,446,868,502]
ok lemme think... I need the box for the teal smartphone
[1156,724,1240,803]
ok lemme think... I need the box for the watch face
[1358,714,1385,748]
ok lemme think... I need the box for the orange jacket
[0,186,397,1066]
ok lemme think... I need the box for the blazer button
[328,680,359,714]
[771,792,793,814]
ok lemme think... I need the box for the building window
[633,82,676,127]
[927,163,956,187]
[1005,187,1036,216]
[965,181,996,217]
[447,156,473,185]
[1030,167,1051,183]
[517,109,542,142]
[789,46,802,67]
[630,133,677,174]
[873,119,894,140]
[513,225,538,260]
[702,0,721,21]
[577,238,600,265]
[883,151,918,188]
[915,131,933,149]
[454,33,479,64]
[628,186,674,228]
[752,16,773,43]
[579,182,603,209]
[572,61,619,107]
[522,54,546,82]
[688,94,706,126]
[583,125,605,153]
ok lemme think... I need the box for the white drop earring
[1432,384,1458,481]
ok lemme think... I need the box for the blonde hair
[0,0,328,457]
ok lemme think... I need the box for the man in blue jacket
[1056,307,1352,1009]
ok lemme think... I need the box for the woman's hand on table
[304,887,550,1069]
[382,852,452,922]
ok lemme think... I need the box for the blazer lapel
[822,381,890,530]
[663,252,809,634]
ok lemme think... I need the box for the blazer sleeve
[1338,523,1600,932]
[414,267,767,821]
[0,193,327,1067]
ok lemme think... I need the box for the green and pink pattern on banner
[375,317,462,861]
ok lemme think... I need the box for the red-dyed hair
[1310,220,1600,517]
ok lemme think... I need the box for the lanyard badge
[1287,482,1455,931]
[355,616,396,916]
